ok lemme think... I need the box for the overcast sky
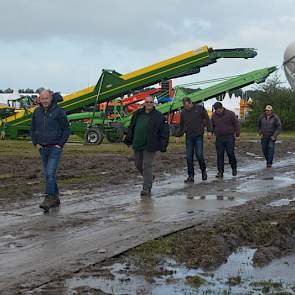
[0,0,294,93]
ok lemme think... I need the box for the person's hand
[36,144,42,150]
[175,137,181,144]
[235,136,240,146]
[271,136,276,142]
[207,132,213,140]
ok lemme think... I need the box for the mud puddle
[33,249,295,295]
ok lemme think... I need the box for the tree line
[244,75,295,130]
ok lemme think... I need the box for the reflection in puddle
[63,248,295,295]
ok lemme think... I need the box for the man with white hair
[124,95,169,197]
[31,89,70,211]
[258,105,282,168]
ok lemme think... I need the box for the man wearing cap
[258,105,282,168]
[212,102,240,178]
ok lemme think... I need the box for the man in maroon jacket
[212,102,240,178]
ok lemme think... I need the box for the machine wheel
[106,126,124,143]
[85,128,104,145]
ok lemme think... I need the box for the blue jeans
[261,137,275,165]
[215,135,237,172]
[39,146,63,197]
[186,135,206,177]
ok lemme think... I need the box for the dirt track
[1,136,295,294]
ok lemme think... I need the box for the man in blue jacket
[31,89,70,211]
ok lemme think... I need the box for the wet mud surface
[1,137,295,294]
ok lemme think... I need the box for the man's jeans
[261,137,275,165]
[186,135,206,177]
[134,150,155,191]
[39,146,63,197]
[215,135,237,172]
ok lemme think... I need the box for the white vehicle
[284,41,295,90]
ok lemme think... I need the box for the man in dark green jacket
[124,95,169,196]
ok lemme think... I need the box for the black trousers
[215,135,237,172]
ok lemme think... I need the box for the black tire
[106,126,124,143]
[85,128,104,145]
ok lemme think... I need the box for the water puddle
[57,248,295,295]
[237,176,295,193]
[268,197,295,207]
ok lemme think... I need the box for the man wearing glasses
[124,95,170,197]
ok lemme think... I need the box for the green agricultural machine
[0,45,258,141]
[67,66,277,144]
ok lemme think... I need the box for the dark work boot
[215,170,224,179]
[201,170,207,181]
[232,167,237,176]
[184,176,194,183]
[140,189,151,197]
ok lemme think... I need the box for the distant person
[176,97,212,183]
[124,95,169,197]
[212,102,240,178]
[31,90,70,211]
[258,105,282,168]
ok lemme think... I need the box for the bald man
[31,90,70,212]
[124,95,170,197]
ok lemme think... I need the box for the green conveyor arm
[121,66,277,127]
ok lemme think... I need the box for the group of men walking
[31,91,281,211]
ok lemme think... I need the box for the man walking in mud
[176,97,213,183]
[258,105,282,168]
[124,95,170,197]
[212,102,240,178]
[31,89,70,211]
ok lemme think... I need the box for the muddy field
[1,135,294,206]
[1,134,295,294]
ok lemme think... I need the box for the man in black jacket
[31,89,70,211]
[258,105,281,167]
[124,95,169,197]
[176,97,213,183]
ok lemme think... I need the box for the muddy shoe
[140,190,151,197]
[232,168,237,176]
[201,170,207,181]
[215,171,224,178]
[39,197,51,211]
[184,176,194,183]
[39,196,60,211]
